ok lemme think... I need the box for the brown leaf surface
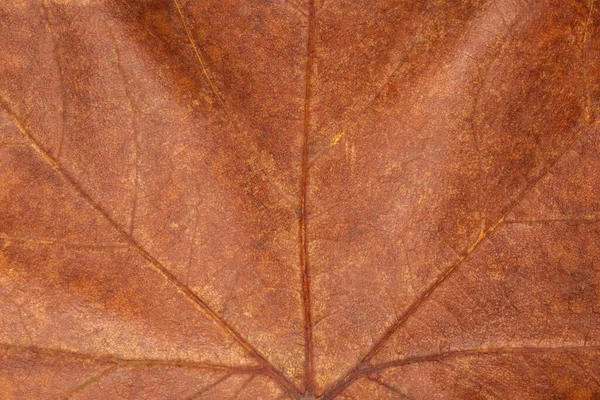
[0,0,599,399]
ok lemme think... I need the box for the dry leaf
[1,0,599,399]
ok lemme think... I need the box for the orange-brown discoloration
[0,0,599,398]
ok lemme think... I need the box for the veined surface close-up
[0,0,599,399]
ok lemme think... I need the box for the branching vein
[0,343,265,373]
[0,97,301,399]
[320,124,595,399]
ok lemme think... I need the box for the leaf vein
[0,97,301,399]
[320,124,595,399]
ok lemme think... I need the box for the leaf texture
[0,0,599,399]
